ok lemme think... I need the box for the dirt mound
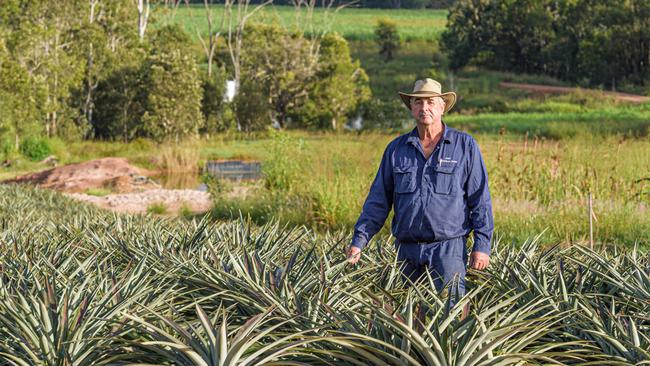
[3,157,158,193]
[2,157,214,215]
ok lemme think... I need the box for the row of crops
[0,184,648,365]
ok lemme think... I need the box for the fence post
[588,192,594,250]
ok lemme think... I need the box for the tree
[224,0,272,105]
[295,33,371,130]
[442,0,650,88]
[201,67,229,134]
[0,47,46,151]
[238,23,318,129]
[235,24,370,131]
[1,0,87,138]
[91,65,145,141]
[136,0,150,41]
[140,49,204,142]
[71,0,140,138]
[188,0,224,79]
[92,24,203,142]
[233,79,272,132]
[374,18,400,62]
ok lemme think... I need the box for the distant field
[350,40,438,100]
[161,4,448,41]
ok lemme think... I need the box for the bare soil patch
[2,157,212,215]
[66,189,211,215]
[499,82,650,103]
[3,157,157,193]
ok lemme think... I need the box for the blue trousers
[396,237,468,300]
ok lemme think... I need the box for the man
[346,78,493,301]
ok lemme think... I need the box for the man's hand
[346,245,362,264]
[469,251,489,270]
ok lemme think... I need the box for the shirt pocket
[394,166,417,194]
[432,162,458,195]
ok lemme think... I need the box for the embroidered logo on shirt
[439,158,457,165]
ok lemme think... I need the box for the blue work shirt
[351,125,494,254]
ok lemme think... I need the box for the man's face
[410,96,445,126]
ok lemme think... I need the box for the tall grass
[153,144,201,173]
[208,131,650,248]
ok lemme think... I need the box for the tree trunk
[137,0,150,41]
[85,43,95,127]
[85,0,98,128]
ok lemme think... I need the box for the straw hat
[398,78,457,113]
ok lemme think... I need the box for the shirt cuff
[471,240,491,255]
[351,234,368,250]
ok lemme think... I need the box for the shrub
[374,18,400,62]
[147,202,167,215]
[19,137,52,161]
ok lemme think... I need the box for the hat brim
[398,91,457,114]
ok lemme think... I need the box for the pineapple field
[0,184,647,365]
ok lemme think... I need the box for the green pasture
[160,4,447,41]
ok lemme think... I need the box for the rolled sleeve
[466,138,494,255]
[351,146,394,250]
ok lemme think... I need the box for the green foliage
[374,18,400,61]
[200,66,230,134]
[92,24,204,142]
[92,66,146,141]
[0,45,46,151]
[0,185,648,364]
[238,23,318,129]
[19,136,52,161]
[262,130,304,192]
[0,0,144,142]
[1,1,88,138]
[147,202,168,215]
[294,33,372,130]
[442,0,650,88]
[233,80,273,132]
[237,24,370,130]
[150,24,194,53]
[141,49,204,141]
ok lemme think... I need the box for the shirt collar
[407,122,452,146]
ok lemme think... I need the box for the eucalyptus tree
[0,46,46,152]
[139,25,204,142]
[72,0,139,137]
[0,0,86,138]
[136,0,151,41]
[296,32,371,130]
[238,23,319,130]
